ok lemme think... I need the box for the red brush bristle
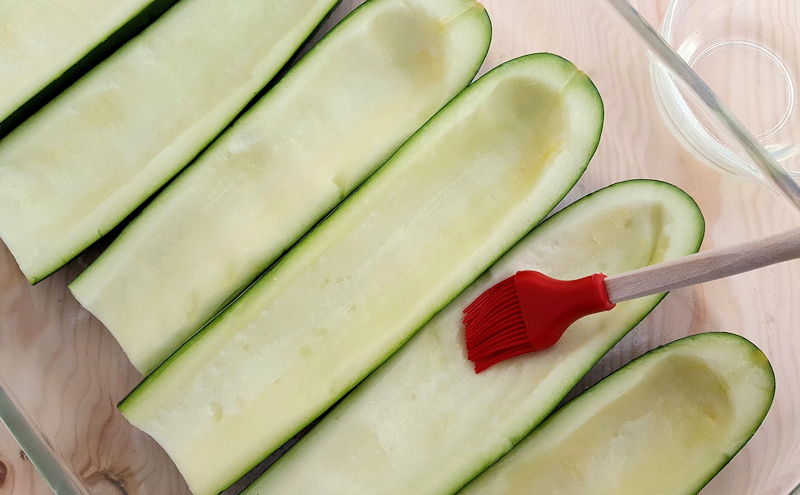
[463,275,534,373]
[463,271,615,373]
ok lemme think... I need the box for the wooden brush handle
[604,226,800,303]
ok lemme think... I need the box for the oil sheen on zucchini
[119,53,604,495]
[0,0,175,130]
[244,180,706,495]
[461,333,774,495]
[70,0,493,375]
[0,0,340,283]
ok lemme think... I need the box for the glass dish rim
[2,1,800,494]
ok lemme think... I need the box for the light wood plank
[0,422,51,495]
[1,0,798,494]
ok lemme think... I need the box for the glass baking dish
[1,0,798,493]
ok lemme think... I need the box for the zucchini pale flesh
[119,53,604,495]
[0,0,339,283]
[70,0,493,375]
[244,180,705,495]
[461,333,775,495]
[0,0,174,129]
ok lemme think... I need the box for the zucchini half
[0,0,340,283]
[0,0,176,131]
[119,53,604,495]
[70,0,493,375]
[244,180,706,495]
[461,333,775,495]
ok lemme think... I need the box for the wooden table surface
[2,0,799,494]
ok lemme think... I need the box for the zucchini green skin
[244,179,706,495]
[0,0,179,138]
[460,332,775,495]
[119,52,604,495]
[0,0,340,283]
[69,0,493,375]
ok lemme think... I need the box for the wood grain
[0,235,191,495]
[0,422,50,495]
[1,0,799,494]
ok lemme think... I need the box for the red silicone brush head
[463,271,614,373]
